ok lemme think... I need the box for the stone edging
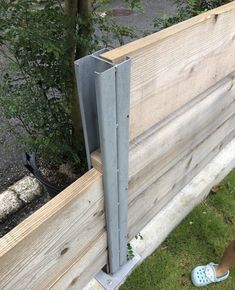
[0,176,43,222]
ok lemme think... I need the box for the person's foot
[191,262,229,287]
[216,265,229,277]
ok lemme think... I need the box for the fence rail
[1,2,235,289]
[102,1,235,140]
[0,169,107,290]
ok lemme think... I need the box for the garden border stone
[0,176,43,223]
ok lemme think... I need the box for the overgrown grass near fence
[121,169,235,290]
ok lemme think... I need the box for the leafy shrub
[154,0,232,30]
[0,1,79,164]
[0,0,140,168]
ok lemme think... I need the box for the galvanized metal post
[95,66,120,273]
[74,50,131,274]
[74,50,113,168]
[115,59,131,267]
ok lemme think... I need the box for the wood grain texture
[49,232,107,290]
[91,151,102,173]
[91,75,235,240]
[128,75,235,201]
[0,169,107,290]
[101,3,235,140]
[101,2,235,63]
[91,149,102,173]
[92,74,235,199]
[128,126,235,239]
[129,139,235,263]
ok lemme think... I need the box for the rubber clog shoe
[191,262,229,287]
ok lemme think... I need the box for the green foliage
[154,0,232,30]
[0,0,78,163]
[92,0,140,47]
[135,232,143,240]
[123,0,143,12]
[0,0,140,167]
[94,14,138,47]
[127,242,135,260]
[127,232,143,260]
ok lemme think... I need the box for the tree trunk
[64,0,84,160]
[76,0,92,59]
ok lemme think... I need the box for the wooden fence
[102,1,235,141]
[92,72,235,240]
[0,169,107,289]
[1,2,235,289]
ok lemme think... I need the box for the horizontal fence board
[1,5,234,287]
[101,2,235,63]
[129,112,235,203]
[101,2,235,140]
[49,232,107,290]
[128,126,235,239]
[91,75,235,240]
[0,169,107,290]
[91,74,235,198]
[128,75,235,200]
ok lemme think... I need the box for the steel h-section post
[95,64,120,273]
[74,49,131,274]
[115,61,131,267]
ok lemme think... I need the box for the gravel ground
[0,115,28,193]
[0,50,28,193]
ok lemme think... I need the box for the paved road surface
[108,0,176,33]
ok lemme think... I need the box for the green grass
[121,169,235,290]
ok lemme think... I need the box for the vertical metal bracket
[74,48,112,169]
[96,252,141,290]
[74,49,131,274]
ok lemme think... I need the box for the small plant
[127,242,135,260]
[135,232,143,240]
[123,0,143,12]
[127,232,144,260]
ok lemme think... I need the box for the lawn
[120,169,235,290]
